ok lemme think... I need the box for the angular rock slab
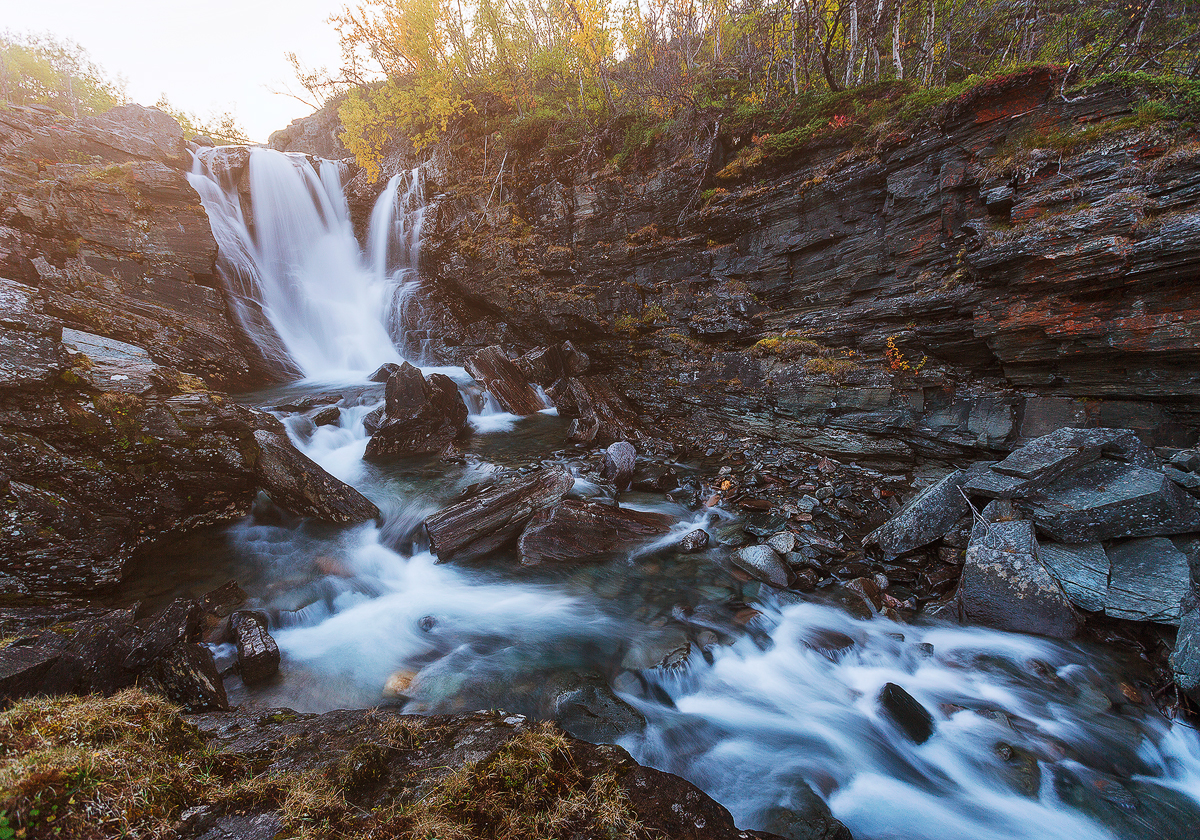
[366,364,469,458]
[1170,596,1200,702]
[465,345,545,415]
[231,610,280,684]
[732,545,790,588]
[254,428,380,523]
[954,519,1082,639]
[864,469,968,556]
[426,467,575,563]
[1023,459,1200,543]
[517,499,674,565]
[1104,538,1191,625]
[61,327,158,394]
[1038,542,1110,613]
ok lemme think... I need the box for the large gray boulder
[1038,542,1109,613]
[864,469,969,556]
[1022,459,1200,543]
[953,517,1082,638]
[732,545,790,588]
[1104,538,1192,624]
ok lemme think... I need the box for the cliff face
[0,104,269,390]
[382,70,1200,467]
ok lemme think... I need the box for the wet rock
[125,599,203,671]
[761,787,853,840]
[632,463,679,492]
[845,577,882,612]
[1022,459,1200,543]
[678,528,710,552]
[953,518,1082,639]
[365,363,469,458]
[602,441,637,489]
[1104,538,1191,624]
[518,499,674,565]
[465,345,545,415]
[144,641,228,712]
[515,341,590,385]
[733,545,790,588]
[548,375,653,446]
[547,673,646,743]
[254,427,380,523]
[425,467,575,562]
[878,682,934,744]
[368,362,402,383]
[1038,542,1109,613]
[767,531,797,554]
[311,405,340,426]
[363,404,387,435]
[231,610,280,685]
[863,470,969,557]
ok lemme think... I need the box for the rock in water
[1171,596,1200,703]
[425,467,575,562]
[465,345,545,415]
[547,375,653,446]
[253,428,380,523]
[732,545,790,588]
[365,363,469,458]
[864,470,969,557]
[878,682,934,744]
[369,362,402,383]
[678,529,710,552]
[953,517,1082,639]
[517,500,674,565]
[231,611,280,684]
[144,642,228,712]
[602,441,637,489]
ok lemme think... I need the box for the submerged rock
[425,467,575,562]
[517,499,674,565]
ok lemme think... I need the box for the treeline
[313,0,1200,178]
[1,31,251,144]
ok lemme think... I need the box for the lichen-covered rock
[864,470,969,557]
[364,362,469,458]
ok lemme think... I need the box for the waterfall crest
[188,148,429,379]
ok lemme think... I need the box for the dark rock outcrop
[230,610,280,685]
[364,361,469,458]
[425,467,575,562]
[601,440,637,489]
[465,344,546,415]
[254,425,379,523]
[548,374,655,447]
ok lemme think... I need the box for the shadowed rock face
[353,70,1200,467]
[0,103,271,390]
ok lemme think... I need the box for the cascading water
[171,147,1200,840]
[189,148,428,378]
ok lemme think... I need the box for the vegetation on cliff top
[306,0,1200,180]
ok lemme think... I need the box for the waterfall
[188,148,430,379]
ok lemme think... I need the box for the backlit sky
[5,0,352,142]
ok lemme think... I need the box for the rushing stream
[160,147,1200,839]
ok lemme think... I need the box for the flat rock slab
[1104,538,1191,625]
[426,467,575,563]
[864,469,968,556]
[732,545,790,588]
[1170,596,1200,701]
[954,519,1081,639]
[1038,542,1110,613]
[1024,459,1200,543]
[518,499,674,565]
[61,327,158,394]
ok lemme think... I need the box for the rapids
[163,148,1200,839]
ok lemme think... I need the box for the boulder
[517,500,675,565]
[143,641,228,712]
[1170,595,1200,702]
[1038,542,1109,613]
[1023,459,1200,543]
[546,672,646,743]
[632,463,679,492]
[368,362,402,383]
[365,363,469,458]
[601,441,637,489]
[547,375,653,447]
[514,342,590,385]
[1104,538,1191,625]
[732,545,790,588]
[878,682,934,744]
[254,428,380,523]
[124,599,203,670]
[953,517,1082,638]
[864,470,969,556]
[465,345,545,415]
[425,467,575,562]
[230,610,280,684]
[678,528,710,552]
[761,788,853,840]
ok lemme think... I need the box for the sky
[5,0,352,142]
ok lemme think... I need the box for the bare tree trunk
[792,0,801,93]
[871,0,886,82]
[921,0,936,84]
[892,0,904,79]
[844,0,860,87]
